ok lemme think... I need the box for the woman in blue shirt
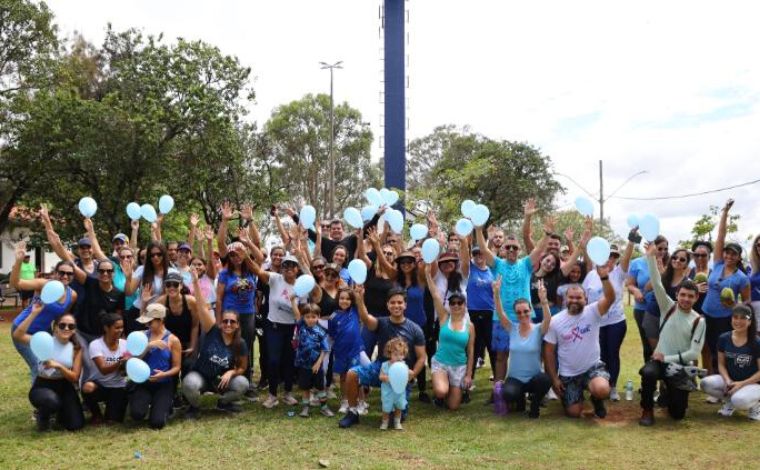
[749,234,760,333]
[466,245,495,381]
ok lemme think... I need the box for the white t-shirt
[131,266,179,309]
[582,266,625,327]
[267,272,306,325]
[434,270,469,319]
[88,338,128,388]
[544,302,603,377]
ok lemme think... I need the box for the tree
[680,204,741,248]
[406,124,464,192]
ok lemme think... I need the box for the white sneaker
[338,400,349,414]
[309,395,321,407]
[609,387,620,402]
[357,400,369,416]
[547,388,559,400]
[320,405,335,417]
[380,419,389,430]
[326,388,338,400]
[747,404,760,421]
[718,401,735,417]
[393,417,403,430]
[283,393,299,406]
[706,395,720,404]
[262,395,279,409]
[476,358,485,369]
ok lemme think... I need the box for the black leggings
[265,322,296,396]
[633,309,653,363]
[502,373,552,411]
[29,378,85,431]
[129,381,175,429]
[238,313,256,386]
[640,361,690,420]
[705,316,733,370]
[469,309,495,377]
[82,383,128,422]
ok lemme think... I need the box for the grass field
[0,310,757,470]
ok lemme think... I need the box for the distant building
[0,208,61,276]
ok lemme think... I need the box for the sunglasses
[449,300,464,306]
[504,245,519,252]
[165,281,181,288]
[516,310,532,317]
[98,269,114,274]
[57,322,76,331]
[150,252,163,258]
[222,319,238,325]
[57,270,74,277]
[692,253,708,258]
[312,265,325,270]
[672,257,688,263]
[399,259,414,265]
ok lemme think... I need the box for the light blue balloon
[575,196,594,217]
[471,204,490,227]
[386,209,404,234]
[30,331,54,362]
[126,331,148,356]
[299,205,316,230]
[460,199,476,218]
[294,274,316,297]
[347,259,368,285]
[388,361,410,394]
[343,207,363,229]
[626,214,640,229]
[126,358,151,383]
[365,188,384,207]
[380,188,399,206]
[361,205,377,222]
[140,204,157,223]
[421,238,440,264]
[126,202,142,221]
[158,195,174,214]
[409,223,428,241]
[587,237,611,266]
[639,213,660,241]
[455,218,474,237]
[78,197,97,218]
[40,280,64,304]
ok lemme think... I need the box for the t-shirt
[295,320,330,368]
[717,332,760,382]
[490,256,534,322]
[375,317,425,369]
[267,272,304,325]
[112,264,138,310]
[318,288,339,319]
[750,269,760,302]
[583,266,625,327]
[403,284,426,328]
[328,308,364,360]
[530,271,562,307]
[363,257,393,317]
[467,262,494,311]
[131,266,179,310]
[627,257,650,311]
[78,277,125,336]
[193,325,247,382]
[544,302,603,377]
[20,261,35,281]
[88,338,127,388]
[187,275,217,305]
[507,325,543,383]
[703,261,750,318]
[218,269,256,314]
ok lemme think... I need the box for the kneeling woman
[700,305,760,420]
[183,269,249,418]
[494,276,552,418]
[425,265,474,410]
[82,313,128,424]
[12,302,84,431]
[128,303,181,429]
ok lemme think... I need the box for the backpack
[658,304,703,363]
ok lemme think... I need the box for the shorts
[297,367,325,391]
[641,312,660,340]
[333,351,371,375]
[381,385,408,414]
[20,290,35,301]
[431,357,467,388]
[559,362,610,406]
[491,320,511,352]
[351,361,383,388]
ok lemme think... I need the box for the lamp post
[319,60,343,218]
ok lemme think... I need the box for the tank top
[318,287,339,318]
[37,338,74,379]
[164,295,193,348]
[144,330,172,383]
[13,287,74,334]
[434,317,469,366]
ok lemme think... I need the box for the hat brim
[136,315,158,324]
[395,255,415,263]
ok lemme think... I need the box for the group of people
[8,196,760,432]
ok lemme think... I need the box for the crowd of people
[8,196,760,432]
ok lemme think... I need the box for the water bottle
[493,381,507,416]
[625,379,634,401]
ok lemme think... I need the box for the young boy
[291,299,333,417]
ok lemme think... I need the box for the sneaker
[35,414,50,432]
[357,400,369,416]
[309,395,321,407]
[717,401,735,417]
[639,408,655,426]
[705,395,720,404]
[338,411,360,428]
[748,404,760,421]
[326,387,338,400]
[609,387,620,402]
[283,393,299,406]
[338,400,349,414]
[244,389,259,403]
[262,395,279,409]
[217,402,242,413]
[418,392,431,403]
[547,388,559,400]
[489,375,494,382]
[185,406,201,420]
[380,419,389,430]
[591,398,607,419]
[476,358,485,369]
[320,405,335,417]
[299,405,310,418]
[393,417,403,430]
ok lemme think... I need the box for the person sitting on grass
[290,299,333,418]
[379,338,410,430]
[81,313,128,425]
[700,304,760,421]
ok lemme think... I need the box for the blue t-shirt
[717,331,760,382]
[193,325,247,383]
[490,256,534,322]
[627,257,650,311]
[702,261,750,318]
[749,269,760,302]
[295,320,330,368]
[403,284,427,328]
[328,308,364,361]
[467,262,495,311]
[218,269,256,315]
[13,288,74,334]
[507,325,543,383]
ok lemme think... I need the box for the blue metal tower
[383,0,405,193]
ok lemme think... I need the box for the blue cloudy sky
[46,0,760,246]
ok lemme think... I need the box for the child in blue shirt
[379,337,409,430]
[328,288,370,413]
[291,299,332,417]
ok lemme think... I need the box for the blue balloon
[126,202,142,221]
[471,204,490,227]
[299,205,316,230]
[78,197,97,218]
[421,238,440,264]
[126,331,148,356]
[347,259,368,285]
[388,361,410,394]
[365,188,384,207]
[140,204,157,223]
[575,196,594,217]
[626,214,640,229]
[40,280,64,304]
[639,213,660,241]
[409,223,428,241]
[158,195,174,214]
[294,274,316,297]
[30,331,54,362]
[126,358,151,383]
[380,188,399,206]
[455,218,474,237]
[361,205,377,222]
[587,237,611,266]
[460,199,476,218]
[385,209,404,234]
[343,207,363,229]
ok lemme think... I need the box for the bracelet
[600,276,609,281]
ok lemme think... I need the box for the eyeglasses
[449,300,464,306]
[692,253,708,258]
[312,265,325,270]
[504,245,519,252]
[383,251,394,257]
[120,254,133,260]
[165,281,181,288]
[672,257,688,263]
[150,252,163,258]
[57,270,74,277]
[222,319,238,325]
[57,322,76,331]
[325,271,339,279]
[98,269,114,274]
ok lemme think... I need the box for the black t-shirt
[78,277,125,336]
[375,317,426,369]
[717,332,760,382]
[364,254,393,317]
[530,271,562,306]
[194,325,248,383]
[318,287,339,318]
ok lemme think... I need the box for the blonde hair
[383,337,408,359]
[751,234,760,274]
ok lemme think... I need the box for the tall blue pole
[384,0,405,194]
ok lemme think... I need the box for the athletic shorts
[351,361,383,388]
[559,362,610,406]
[297,367,325,391]
[431,357,467,388]
[491,320,511,352]
[333,351,371,375]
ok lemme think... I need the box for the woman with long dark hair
[123,241,174,334]
[81,313,128,424]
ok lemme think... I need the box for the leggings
[469,309,495,378]
[238,313,256,387]
[639,361,690,420]
[265,322,296,396]
[502,373,552,410]
[182,371,249,407]
[128,381,175,429]
[256,316,270,385]
[12,324,39,384]
[82,383,128,422]
[599,320,627,387]
[633,309,653,363]
[29,378,85,431]
[701,375,760,410]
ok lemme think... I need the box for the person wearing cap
[123,241,177,335]
[128,303,181,429]
[702,200,750,374]
[466,243,496,380]
[174,243,194,286]
[111,233,129,258]
[700,304,760,420]
[150,272,199,378]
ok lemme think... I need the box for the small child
[379,337,409,430]
[291,299,332,417]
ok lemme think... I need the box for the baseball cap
[282,253,299,266]
[112,233,129,243]
[78,237,92,247]
[437,252,459,264]
[724,242,742,255]
[178,243,192,252]
[395,251,416,263]
[136,303,167,323]
[324,262,341,273]
[164,272,184,284]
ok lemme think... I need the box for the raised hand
[563,226,574,243]
[723,198,734,213]
[240,204,253,221]
[542,214,556,235]
[491,274,502,294]
[189,213,200,228]
[120,258,133,278]
[131,219,140,231]
[220,201,235,221]
[537,278,548,303]
[203,226,214,241]
[523,198,538,217]
[15,241,27,262]
[645,242,657,257]
[140,283,154,304]
[83,217,94,233]
[596,264,610,278]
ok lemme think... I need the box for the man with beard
[544,265,615,419]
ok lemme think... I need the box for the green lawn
[0,310,756,469]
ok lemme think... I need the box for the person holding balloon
[123,241,177,335]
[12,302,85,431]
[356,228,396,358]
[379,338,410,430]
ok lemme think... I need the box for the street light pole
[320,61,343,218]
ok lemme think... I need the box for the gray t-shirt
[375,317,425,369]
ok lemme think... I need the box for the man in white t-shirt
[545,265,615,418]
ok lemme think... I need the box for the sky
[45,0,760,248]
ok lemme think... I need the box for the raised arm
[10,241,47,291]
[522,198,537,253]
[459,234,470,279]
[202,226,218,279]
[187,213,199,249]
[491,275,511,331]
[272,207,291,249]
[129,220,139,250]
[475,226,496,268]
[11,301,44,344]
[560,218,591,277]
[594,265,616,316]
[239,204,261,248]
[368,227,397,278]
[713,199,734,264]
[424,264,449,325]
[39,205,73,263]
[353,284,378,331]
[620,229,638,273]
[537,279,552,335]
[83,218,108,261]
[191,267,215,333]
[529,215,556,268]
[645,242,674,313]
[217,202,235,258]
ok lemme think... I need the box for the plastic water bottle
[625,379,634,401]
[493,381,507,416]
